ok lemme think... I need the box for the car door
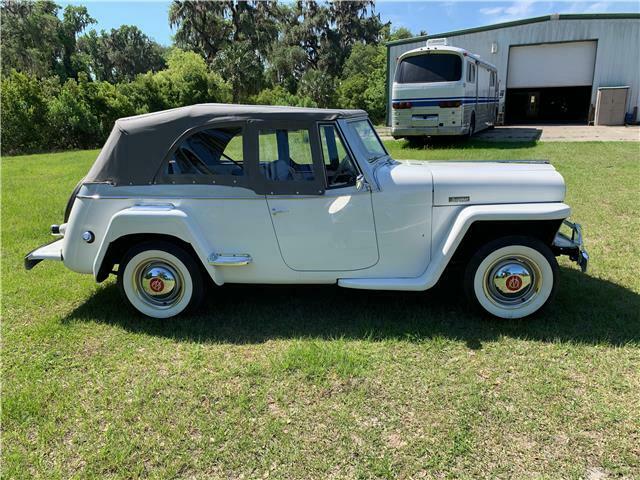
[250,121,379,272]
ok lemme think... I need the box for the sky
[58,0,640,46]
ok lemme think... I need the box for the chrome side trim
[208,253,252,266]
[76,194,264,200]
[131,203,175,210]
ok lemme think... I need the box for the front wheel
[464,236,558,319]
[117,241,205,318]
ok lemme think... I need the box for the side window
[167,127,243,176]
[490,71,495,87]
[467,63,476,83]
[319,124,359,189]
[259,128,315,182]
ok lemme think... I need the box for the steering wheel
[331,155,354,184]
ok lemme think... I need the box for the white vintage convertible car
[26,104,588,319]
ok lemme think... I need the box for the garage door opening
[505,86,592,124]
[505,41,597,125]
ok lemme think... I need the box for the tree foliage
[337,43,386,123]
[1,49,231,154]
[1,0,413,154]
[77,26,167,83]
[1,0,95,79]
[169,0,387,103]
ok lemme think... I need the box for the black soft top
[84,103,367,186]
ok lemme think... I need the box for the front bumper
[24,239,64,270]
[552,220,589,273]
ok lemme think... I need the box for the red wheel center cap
[150,278,165,293]
[505,275,523,292]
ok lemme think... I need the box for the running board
[208,253,252,266]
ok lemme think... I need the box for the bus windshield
[395,53,462,83]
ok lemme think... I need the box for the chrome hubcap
[134,260,184,308]
[484,256,541,308]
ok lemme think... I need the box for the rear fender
[93,205,222,285]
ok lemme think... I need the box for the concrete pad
[377,124,640,142]
[476,124,640,142]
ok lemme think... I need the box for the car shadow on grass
[62,267,640,348]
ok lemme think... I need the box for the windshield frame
[346,118,389,164]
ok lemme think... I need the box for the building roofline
[385,13,640,47]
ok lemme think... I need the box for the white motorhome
[391,42,498,138]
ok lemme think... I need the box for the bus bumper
[391,126,467,137]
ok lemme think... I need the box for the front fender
[93,204,223,285]
[339,202,571,291]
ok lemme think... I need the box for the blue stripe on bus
[392,96,498,102]
[393,99,498,107]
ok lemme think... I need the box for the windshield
[349,120,387,163]
[395,53,462,83]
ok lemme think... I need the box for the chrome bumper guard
[552,220,589,273]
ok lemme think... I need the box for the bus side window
[468,63,476,83]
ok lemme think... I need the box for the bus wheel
[488,108,498,129]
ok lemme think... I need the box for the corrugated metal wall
[387,18,640,125]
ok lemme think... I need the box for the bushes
[1,71,52,153]
[1,50,232,155]
[48,75,102,150]
[251,86,316,108]
[1,42,390,155]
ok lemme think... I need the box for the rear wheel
[464,236,558,319]
[488,108,498,129]
[117,241,204,318]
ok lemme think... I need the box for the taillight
[392,101,413,110]
[439,100,461,108]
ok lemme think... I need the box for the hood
[385,160,566,206]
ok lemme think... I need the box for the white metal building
[386,14,640,125]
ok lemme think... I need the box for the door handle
[271,207,289,216]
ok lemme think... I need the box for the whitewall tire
[117,241,204,319]
[464,236,558,319]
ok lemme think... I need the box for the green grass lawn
[2,141,639,479]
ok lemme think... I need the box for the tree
[263,1,326,93]
[78,25,167,83]
[383,26,414,42]
[0,0,94,79]
[264,0,386,102]
[169,1,279,63]
[298,68,337,108]
[168,1,279,100]
[121,49,232,113]
[321,0,386,76]
[213,41,264,103]
[168,1,230,63]
[57,5,95,79]
[337,43,386,122]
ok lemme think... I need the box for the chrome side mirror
[355,174,367,191]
